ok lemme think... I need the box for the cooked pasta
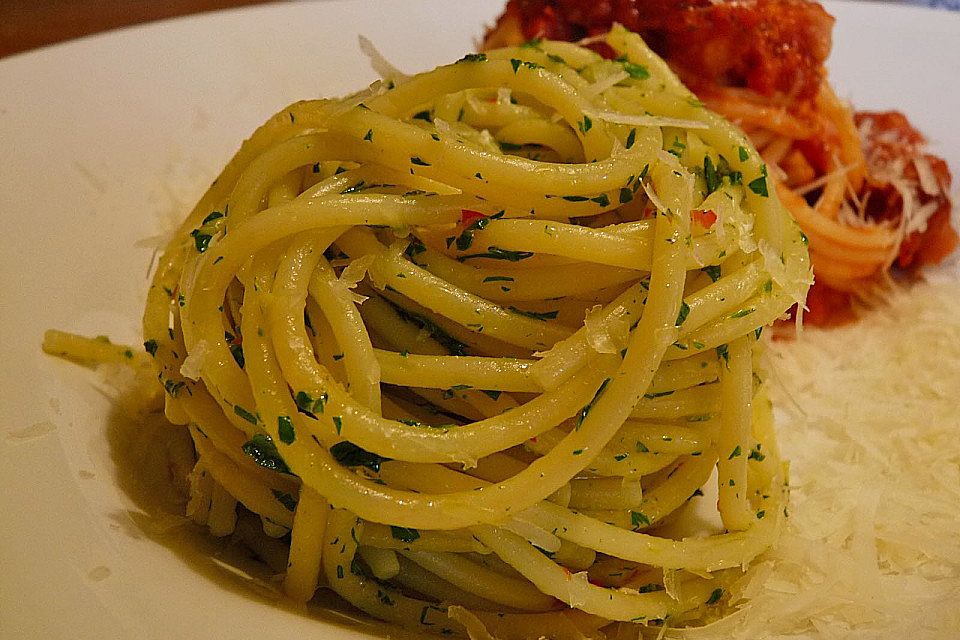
[483,0,956,328]
[46,27,810,637]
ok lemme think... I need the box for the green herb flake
[728,445,742,460]
[458,246,534,262]
[706,588,724,605]
[404,239,427,258]
[510,58,522,74]
[229,343,245,368]
[162,378,185,397]
[277,415,296,444]
[630,510,652,528]
[698,265,721,284]
[508,306,559,321]
[703,156,721,194]
[202,211,224,225]
[591,193,610,207]
[482,275,514,283]
[748,175,768,197]
[295,390,328,417]
[716,343,730,366]
[410,156,430,167]
[578,115,592,135]
[330,441,390,473]
[386,300,468,356]
[442,384,471,400]
[190,229,213,253]
[272,490,298,511]
[143,339,158,356]
[241,433,291,474]
[625,128,637,149]
[643,389,675,400]
[390,526,421,543]
[455,230,475,251]
[377,588,394,607]
[621,60,650,80]
[333,416,343,435]
[234,404,258,425]
[457,53,487,64]
[675,300,691,327]
[738,146,750,162]
[575,378,611,430]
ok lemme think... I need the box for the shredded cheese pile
[670,269,960,639]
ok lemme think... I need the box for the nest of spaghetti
[144,27,811,638]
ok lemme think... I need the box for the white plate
[0,1,957,638]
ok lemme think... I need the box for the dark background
[0,0,279,58]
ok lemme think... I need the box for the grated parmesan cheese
[668,271,960,639]
[357,35,410,84]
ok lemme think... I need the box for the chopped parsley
[241,433,291,474]
[295,390,328,418]
[716,343,730,366]
[457,53,487,64]
[618,57,650,80]
[748,165,769,197]
[234,404,258,425]
[578,115,592,135]
[277,415,296,444]
[702,265,722,282]
[507,306,558,321]
[330,441,390,473]
[272,490,298,511]
[630,510,652,528]
[457,246,534,262]
[390,526,421,543]
[748,175,769,197]
[576,378,611,430]
[675,300,691,327]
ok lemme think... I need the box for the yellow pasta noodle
[44,26,810,637]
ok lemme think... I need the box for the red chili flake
[693,209,717,229]
[460,209,487,227]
